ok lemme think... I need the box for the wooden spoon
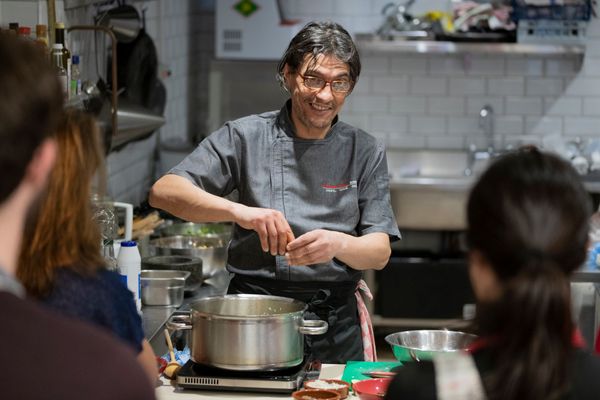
[163,329,181,379]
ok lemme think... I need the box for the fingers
[248,208,294,256]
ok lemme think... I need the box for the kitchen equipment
[216,0,302,60]
[96,4,142,43]
[292,388,340,400]
[340,361,400,382]
[304,379,349,399]
[156,221,233,240]
[141,255,203,290]
[385,330,477,362]
[352,378,392,400]
[148,235,228,278]
[167,294,328,371]
[140,270,189,307]
[163,329,181,379]
[176,358,317,393]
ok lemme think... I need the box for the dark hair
[276,21,361,91]
[467,148,591,400]
[0,35,63,203]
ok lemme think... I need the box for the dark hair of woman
[276,20,361,91]
[466,148,592,400]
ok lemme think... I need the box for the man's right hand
[233,205,295,256]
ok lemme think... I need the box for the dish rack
[511,0,593,44]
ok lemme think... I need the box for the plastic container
[117,240,142,311]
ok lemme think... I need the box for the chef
[149,20,401,363]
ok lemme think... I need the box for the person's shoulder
[336,120,381,148]
[0,292,155,399]
[385,361,437,400]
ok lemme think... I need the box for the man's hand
[233,206,295,255]
[285,229,345,266]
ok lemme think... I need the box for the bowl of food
[352,378,392,400]
[148,235,228,278]
[385,329,477,362]
[292,388,340,400]
[304,379,350,399]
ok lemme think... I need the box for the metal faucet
[479,104,494,153]
[464,105,495,176]
[377,0,417,36]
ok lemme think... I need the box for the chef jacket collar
[277,99,339,140]
[0,267,25,298]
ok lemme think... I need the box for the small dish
[292,388,341,400]
[352,378,392,400]
[304,379,350,399]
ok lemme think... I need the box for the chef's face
[284,54,352,139]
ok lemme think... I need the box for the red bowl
[352,378,392,400]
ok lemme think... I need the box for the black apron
[227,274,364,364]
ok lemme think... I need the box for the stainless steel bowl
[140,270,190,307]
[148,235,228,278]
[156,222,232,240]
[385,330,477,362]
[141,255,203,290]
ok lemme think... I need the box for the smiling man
[150,21,400,363]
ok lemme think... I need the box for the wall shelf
[355,34,585,56]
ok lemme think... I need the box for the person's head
[276,21,360,139]
[0,34,63,205]
[18,109,106,298]
[466,148,591,400]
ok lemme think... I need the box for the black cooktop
[176,359,321,393]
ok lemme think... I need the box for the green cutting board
[341,361,402,383]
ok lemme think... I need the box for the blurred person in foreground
[0,34,155,399]
[385,148,600,400]
[18,108,158,384]
[149,21,400,363]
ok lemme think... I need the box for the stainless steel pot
[167,294,328,371]
[148,235,228,278]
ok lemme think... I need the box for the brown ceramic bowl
[292,388,341,400]
[304,379,350,399]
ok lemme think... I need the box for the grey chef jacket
[170,101,401,284]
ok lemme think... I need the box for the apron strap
[433,351,487,400]
[355,279,377,361]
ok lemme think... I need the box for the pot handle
[299,319,328,335]
[166,313,192,331]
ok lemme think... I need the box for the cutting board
[341,361,402,383]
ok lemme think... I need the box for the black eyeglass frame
[297,73,353,94]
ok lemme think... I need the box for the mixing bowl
[385,329,477,362]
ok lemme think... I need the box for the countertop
[154,364,348,400]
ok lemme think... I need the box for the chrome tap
[479,104,494,153]
[464,105,495,176]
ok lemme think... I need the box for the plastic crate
[511,0,592,21]
[517,19,587,44]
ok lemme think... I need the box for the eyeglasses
[298,73,352,94]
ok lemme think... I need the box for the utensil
[163,329,181,379]
[141,255,203,290]
[148,234,228,278]
[362,371,396,378]
[352,378,392,400]
[385,330,477,362]
[166,294,328,371]
[140,270,189,307]
[304,379,350,399]
[292,389,340,400]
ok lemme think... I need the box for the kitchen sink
[386,149,486,230]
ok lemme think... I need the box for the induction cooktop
[176,359,321,393]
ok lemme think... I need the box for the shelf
[355,35,585,55]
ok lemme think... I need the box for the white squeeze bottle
[117,240,142,312]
